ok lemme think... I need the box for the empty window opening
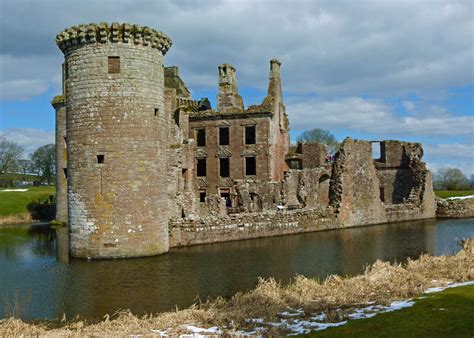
[196,128,206,146]
[379,187,385,203]
[372,142,381,160]
[219,127,229,145]
[220,189,231,208]
[197,158,207,177]
[245,125,256,145]
[108,56,120,74]
[199,189,206,203]
[319,174,330,184]
[289,159,302,170]
[97,155,105,164]
[154,108,159,116]
[220,158,230,177]
[245,156,256,176]
[63,168,67,179]
[182,169,188,189]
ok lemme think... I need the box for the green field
[435,190,474,199]
[307,284,474,337]
[0,186,55,217]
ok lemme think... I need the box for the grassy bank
[0,186,55,217]
[309,284,474,337]
[435,190,474,199]
[1,239,472,336]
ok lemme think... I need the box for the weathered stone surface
[52,95,67,223]
[436,198,474,218]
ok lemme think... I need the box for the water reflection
[0,218,472,320]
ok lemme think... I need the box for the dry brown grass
[1,238,472,336]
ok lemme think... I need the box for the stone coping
[56,22,172,55]
[51,94,66,108]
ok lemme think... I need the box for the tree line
[0,136,56,184]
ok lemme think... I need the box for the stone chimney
[217,64,244,112]
[267,59,282,100]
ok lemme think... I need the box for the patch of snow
[425,280,474,294]
[279,308,304,317]
[387,300,415,311]
[245,318,264,323]
[151,329,168,336]
[310,313,326,321]
[1,189,28,192]
[183,325,222,335]
[446,195,474,200]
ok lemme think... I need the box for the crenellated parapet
[55,22,172,55]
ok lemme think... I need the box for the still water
[0,218,473,320]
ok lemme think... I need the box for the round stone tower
[55,23,172,258]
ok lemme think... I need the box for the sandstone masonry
[54,22,438,258]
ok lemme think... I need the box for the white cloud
[287,96,474,137]
[0,128,54,156]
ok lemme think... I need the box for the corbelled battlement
[55,22,172,55]
[50,95,66,108]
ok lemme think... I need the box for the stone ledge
[56,22,172,55]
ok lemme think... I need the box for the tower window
[197,158,206,177]
[196,128,206,146]
[219,127,229,145]
[63,168,68,179]
[154,108,159,116]
[219,158,230,177]
[245,156,256,176]
[97,155,105,164]
[108,56,120,74]
[245,125,256,145]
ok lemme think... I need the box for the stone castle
[52,23,436,259]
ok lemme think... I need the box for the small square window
[97,155,105,164]
[108,56,120,74]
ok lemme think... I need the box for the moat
[0,218,473,321]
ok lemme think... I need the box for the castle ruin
[53,23,436,258]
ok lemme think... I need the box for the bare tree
[30,144,56,184]
[0,136,24,174]
[297,128,340,154]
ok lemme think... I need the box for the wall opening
[219,158,230,177]
[318,174,330,184]
[154,108,159,116]
[63,168,67,179]
[245,156,256,176]
[97,155,104,164]
[182,169,188,189]
[219,127,229,145]
[196,128,206,146]
[196,158,206,177]
[199,189,206,203]
[379,187,385,202]
[108,56,120,74]
[372,142,381,160]
[289,159,302,170]
[220,188,231,207]
[245,125,256,145]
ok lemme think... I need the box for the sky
[0,0,473,176]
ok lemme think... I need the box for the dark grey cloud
[0,0,472,100]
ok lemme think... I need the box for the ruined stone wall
[299,143,327,168]
[169,207,337,247]
[329,138,387,226]
[52,95,67,223]
[436,198,474,218]
[58,23,172,258]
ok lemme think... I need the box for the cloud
[287,96,474,137]
[0,128,54,156]
[0,0,472,100]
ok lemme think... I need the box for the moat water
[0,218,473,320]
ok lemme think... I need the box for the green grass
[0,186,55,217]
[306,284,474,337]
[435,190,474,199]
